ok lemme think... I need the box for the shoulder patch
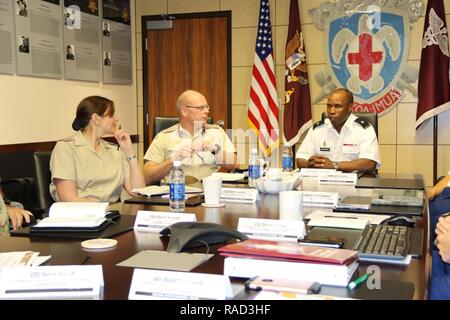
[313,119,325,130]
[355,117,371,129]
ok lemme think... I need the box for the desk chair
[32,151,53,217]
[153,116,213,138]
[321,111,378,137]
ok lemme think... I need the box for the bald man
[296,88,380,172]
[143,90,238,185]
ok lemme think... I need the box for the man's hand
[307,155,333,169]
[436,228,450,263]
[171,146,194,161]
[6,206,32,231]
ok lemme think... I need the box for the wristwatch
[333,161,339,170]
[126,154,137,161]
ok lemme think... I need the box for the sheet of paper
[116,250,213,272]
[128,268,232,300]
[48,202,109,218]
[307,210,391,225]
[0,251,39,267]
[133,186,202,197]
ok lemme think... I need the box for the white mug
[202,176,222,205]
[266,168,282,182]
[279,191,303,221]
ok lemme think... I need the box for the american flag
[247,0,279,157]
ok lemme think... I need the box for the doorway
[142,11,231,150]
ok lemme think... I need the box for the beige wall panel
[136,33,142,71]
[232,66,252,105]
[299,0,321,25]
[397,102,432,144]
[397,145,433,186]
[274,25,288,66]
[137,70,143,106]
[220,0,261,28]
[232,27,257,67]
[312,104,326,122]
[302,24,325,65]
[378,106,397,145]
[168,0,219,13]
[137,105,144,160]
[307,63,328,105]
[437,109,450,144]
[378,145,397,174]
[275,0,290,26]
[232,105,250,130]
[136,0,168,33]
[398,60,419,104]
[408,17,424,61]
[275,65,285,105]
[438,145,450,179]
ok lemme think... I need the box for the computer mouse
[383,216,415,227]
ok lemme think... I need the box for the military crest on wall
[309,0,425,115]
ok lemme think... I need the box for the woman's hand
[115,128,133,156]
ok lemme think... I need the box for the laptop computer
[356,176,425,190]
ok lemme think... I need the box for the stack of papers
[302,191,339,208]
[0,251,51,267]
[211,172,246,181]
[132,185,202,197]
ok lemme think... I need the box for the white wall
[0,0,137,145]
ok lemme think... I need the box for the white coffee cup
[266,168,282,182]
[202,176,222,205]
[279,190,303,221]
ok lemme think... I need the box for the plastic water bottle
[169,160,185,212]
[248,148,260,187]
[282,145,294,172]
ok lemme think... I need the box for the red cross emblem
[348,33,383,81]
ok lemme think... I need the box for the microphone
[216,120,224,128]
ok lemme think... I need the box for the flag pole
[433,115,438,185]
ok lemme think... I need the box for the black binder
[10,214,136,240]
[125,195,204,206]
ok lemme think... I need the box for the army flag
[416,0,450,129]
[283,0,312,147]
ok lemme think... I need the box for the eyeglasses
[185,105,210,111]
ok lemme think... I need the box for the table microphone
[216,120,224,128]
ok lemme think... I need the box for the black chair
[153,116,213,138]
[321,111,378,137]
[0,151,36,210]
[33,151,53,217]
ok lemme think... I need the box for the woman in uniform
[50,96,145,202]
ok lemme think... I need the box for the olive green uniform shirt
[50,131,130,202]
[144,124,235,182]
[0,196,9,236]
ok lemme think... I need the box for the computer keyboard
[352,224,410,261]
[371,189,423,207]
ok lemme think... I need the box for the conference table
[3,175,430,300]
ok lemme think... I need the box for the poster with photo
[0,0,15,74]
[101,0,131,84]
[63,0,101,82]
[14,0,63,79]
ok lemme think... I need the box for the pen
[195,151,204,162]
[348,273,369,290]
[324,215,358,219]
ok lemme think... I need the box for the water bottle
[169,160,185,212]
[282,145,294,172]
[248,148,260,187]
